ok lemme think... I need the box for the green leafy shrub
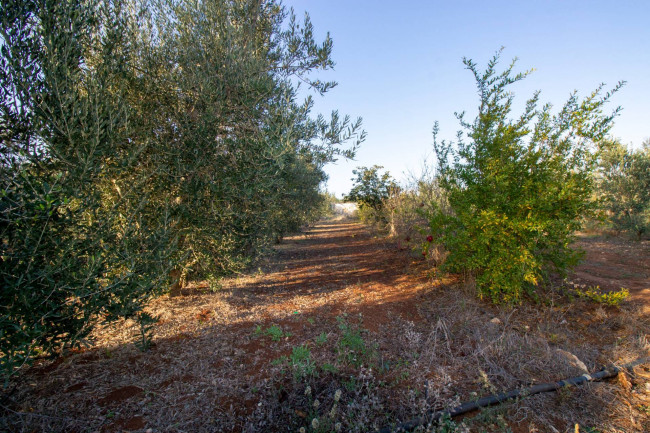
[345,165,396,225]
[428,50,623,303]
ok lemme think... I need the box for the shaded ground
[2,219,649,432]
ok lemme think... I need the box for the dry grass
[1,219,649,433]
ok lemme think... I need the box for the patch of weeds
[435,413,461,433]
[568,284,629,306]
[466,409,512,433]
[547,333,562,344]
[394,365,410,384]
[379,357,410,385]
[290,345,316,380]
[477,369,497,393]
[342,377,357,391]
[267,324,285,341]
[271,355,288,367]
[299,386,344,433]
[307,317,315,325]
[556,384,574,404]
[254,325,263,337]
[315,332,328,345]
[336,315,374,367]
[254,324,290,341]
[320,363,338,374]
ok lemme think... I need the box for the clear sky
[284,0,650,198]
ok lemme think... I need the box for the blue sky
[284,0,650,197]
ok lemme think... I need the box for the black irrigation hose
[379,358,649,433]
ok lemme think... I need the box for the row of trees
[347,51,644,304]
[0,0,364,379]
[598,138,650,238]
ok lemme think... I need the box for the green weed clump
[254,324,290,342]
[290,345,316,380]
[336,316,375,367]
[575,286,629,306]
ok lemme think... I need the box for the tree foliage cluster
[596,139,650,238]
[344,165,396,224]
[0,0,363,379]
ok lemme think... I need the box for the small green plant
[267,325,285,341]
[342,377,357,391]
[315,333,328,345]
[392,358,410,384]
[336,316,373,367]
[271,355,288,367]
[320,363,338,373]
[255,324,290,341]
[436,413,461,433]
[254,325,263,336]
[135,312,158,351]
[290,345,316,380]
[575,286,629,306]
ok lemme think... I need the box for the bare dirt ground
[2,219,649,433]
[571,234,650,313]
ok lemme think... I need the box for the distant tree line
[0,0,364,380]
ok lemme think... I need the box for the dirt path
[4,219,650,433]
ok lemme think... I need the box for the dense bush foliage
[0,0,363,379]
[344,165,396,224]
[428,51,623,303]
[383,168,449,263]
[596,138,650,238]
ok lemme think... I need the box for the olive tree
[597,138,650,238]
[0,0,364,380]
